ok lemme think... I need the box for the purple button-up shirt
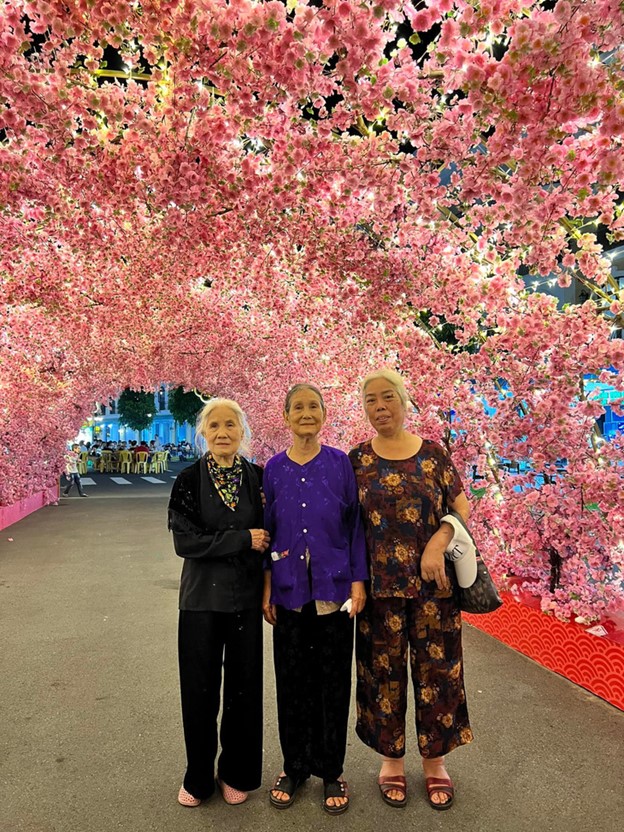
[264,445,369,610]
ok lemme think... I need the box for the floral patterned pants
[355,595,473,759]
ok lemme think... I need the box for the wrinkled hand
[420,541,450,591]
[249,529,270,552]
[262,590,277,625]
[349,581,367,618]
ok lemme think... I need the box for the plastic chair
[77,452,88,475]
[98,451,113,473]
[118,451,133,474]
[134,452,149,474]
[149,452,164,475]
[161,450,170,471]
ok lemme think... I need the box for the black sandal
[323,779,349,815]
[269,774,302,809]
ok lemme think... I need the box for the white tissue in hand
[340,598,353,613]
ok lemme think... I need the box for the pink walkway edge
[0,486,59,532]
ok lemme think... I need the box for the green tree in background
[168,386,205,427]
[117,388,155,433]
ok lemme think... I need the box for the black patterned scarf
[206,452,243,511]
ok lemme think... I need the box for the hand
[420,540,450,591]
[263,600,277,626]
[262,588,277,626]
[249,529,270,552]
[349,581,367,618]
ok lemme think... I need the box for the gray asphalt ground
[1,476,623,832]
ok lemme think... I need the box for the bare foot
[379,756,405,803]
[422,756,452,807]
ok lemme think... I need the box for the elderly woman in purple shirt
[262,384,368,815]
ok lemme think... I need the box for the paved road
[59,461,191,499]
[0,490,622,832]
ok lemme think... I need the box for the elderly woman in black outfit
[168,398,269,807]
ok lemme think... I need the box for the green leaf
[117,388,156,432]
[168,386,205,426]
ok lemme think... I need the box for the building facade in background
[76,385,196,446]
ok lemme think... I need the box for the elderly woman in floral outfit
[349,369,473,811]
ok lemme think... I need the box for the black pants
[273,603,354,783]
[178,608,263,799]
[63,473,85,496]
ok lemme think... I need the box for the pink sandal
[217,778,248,805]
[178,785,201,807]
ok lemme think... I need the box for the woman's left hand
[349,581,367,618]
[420,540,450,591]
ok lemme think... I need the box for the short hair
[361,369,410,409]
[195,397,251,456]
[284,383,326,414]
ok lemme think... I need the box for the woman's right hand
[249,529,270,552]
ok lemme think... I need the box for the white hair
[195,398,252,456]
[361,369,410,409]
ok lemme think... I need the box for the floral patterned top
[348,439,464,599]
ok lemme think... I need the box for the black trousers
[178,608,263,799]
[63,473,85,496]
[273,603,354,783]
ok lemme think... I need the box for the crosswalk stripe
[110,477,132,485]
[140,476,167,484]
[80,477,96,486]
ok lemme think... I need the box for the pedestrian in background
[62,444,88,498]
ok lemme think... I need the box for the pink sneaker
[178,785,201,807]
[217,778,248,805]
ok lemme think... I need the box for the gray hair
[361,369,410,408]
[284,384,326,413]
[195,398,252,456]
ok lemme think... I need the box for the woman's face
[284,389,326,439]
[363,378,406,436]
[203,406,244,457]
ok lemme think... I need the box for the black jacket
[168,455,264,612]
